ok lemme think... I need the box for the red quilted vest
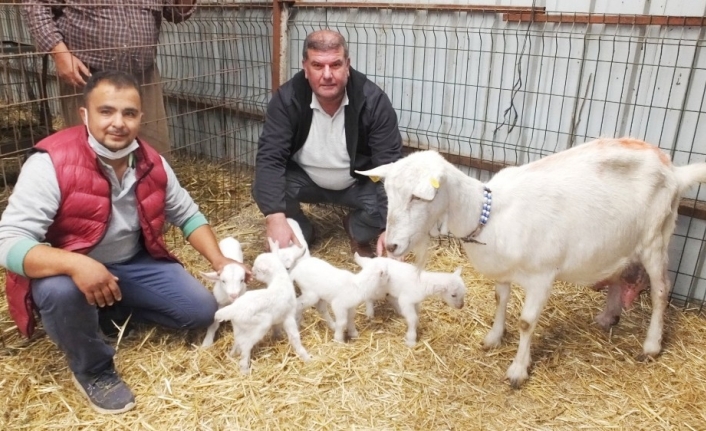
[5,125,177,337]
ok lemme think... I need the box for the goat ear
[200,271,219,281]
[356,164,392,182]
[267,237,279,252]
[353,252,370,267]
[413,175,441,201]
[453,267,462,276]
[294,244,306,259]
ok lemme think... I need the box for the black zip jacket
[254,67,403,221]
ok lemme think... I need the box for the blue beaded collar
[460,186,492,245]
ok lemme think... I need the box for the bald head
[302,30,349,60]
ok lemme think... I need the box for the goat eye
[451,294,457,297]
[411,196,422,202]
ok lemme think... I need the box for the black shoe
[343,214,375,258]
[72,367,136,414]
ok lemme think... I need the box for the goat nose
[386,243,397,254]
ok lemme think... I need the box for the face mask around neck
[83,111,140,160]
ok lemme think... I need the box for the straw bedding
[1,157,706,430]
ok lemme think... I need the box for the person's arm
[163,0,197,23]
[21,0,64,54]
[0,153,120,307]
[254,88,300,249]
[264,213,301,251]
[23,245,121,307]
[161,159,251,278]
[21,1,90,86]
[185,224,251,281]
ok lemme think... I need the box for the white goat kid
[200,237,248,348]
[355,254,465,346]
[213,250,310,373]
[357,138,706,388]
[289,255,389,343]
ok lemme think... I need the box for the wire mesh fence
[2,1,706,309]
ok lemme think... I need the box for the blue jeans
[31,250,218,376]
[254,161,385,244]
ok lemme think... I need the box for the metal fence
[2,1,706,309]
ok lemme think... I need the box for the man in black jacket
[253,30,402,257]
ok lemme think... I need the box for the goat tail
[675,163,706,192]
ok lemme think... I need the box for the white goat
[289,255,389,343]
[355,254,465,346]
[270,218,310,271]
[357,138,706,388]
[200,237,248,348]
[213,250,310,373]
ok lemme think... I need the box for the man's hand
[212,257,253,283]
[265,213,301,251]
[68,255,121,307]
[51,42,91,87]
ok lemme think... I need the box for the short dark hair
[302,30,349,60]
[82,70,142,105]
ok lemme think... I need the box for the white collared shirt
[292,91,356,190]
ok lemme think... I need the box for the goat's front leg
[295,292,319,327]
[330,302,349,343]
[507,278,553,388]
[315,300,336,330]
[201,319,220,348]
[282,314,311,362]
[397,297,419,347]
[483,282,511,349]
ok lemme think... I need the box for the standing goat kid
[200,237,248,348]
[290,253,389,343]
[214,249,310,373]
[357,138,706,388]
[354,254,465,346]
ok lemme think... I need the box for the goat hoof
[506,363,529,389]
[636,351,659,363]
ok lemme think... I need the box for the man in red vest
[0,70,250,414]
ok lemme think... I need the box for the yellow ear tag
[370,175,381,183]
[430,178,439,189]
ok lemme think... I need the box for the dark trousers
[31,250,218,378]
[256,162,384,244]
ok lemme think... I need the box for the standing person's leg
[32,276,135,414]
[105,251,217,330]
[135,66,171,159]
[58,81,83,127]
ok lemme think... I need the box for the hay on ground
[1,156,706,430]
